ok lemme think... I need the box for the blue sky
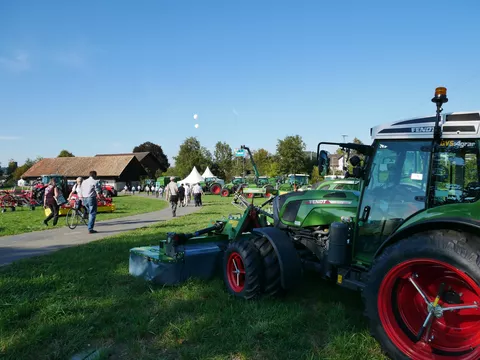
[1,0,479,167]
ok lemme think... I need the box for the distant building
[22,155,147,190]
[328,154,345,174]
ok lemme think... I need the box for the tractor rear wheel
[210,183,221,195]
[246,192,254,199]
[363,230,480,360]
[223,240,262,299]
[221,188,230,197]
[251,235,282,296]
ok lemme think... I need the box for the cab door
[353,140,431,263]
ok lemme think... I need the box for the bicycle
[66,199,88,229]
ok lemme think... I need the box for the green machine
[220,146,276,197]
[130,88,480,359]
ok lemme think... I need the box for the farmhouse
[22,155,147,191]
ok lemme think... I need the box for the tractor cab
[354,111,480,262]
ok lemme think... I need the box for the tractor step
[129,243,223,285]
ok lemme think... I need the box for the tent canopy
[178,166,204,185]
[201,166,216,179]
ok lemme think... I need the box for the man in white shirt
[81,170,101,234]
[192,183,203,207]
[165,177,179,217]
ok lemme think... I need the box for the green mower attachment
[129,193,273,285]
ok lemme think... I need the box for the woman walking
[43,179,60,226]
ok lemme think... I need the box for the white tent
[202,166,216,178]
[178,166,204,185]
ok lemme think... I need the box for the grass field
[0,195,167,237]
[0,195,386,360]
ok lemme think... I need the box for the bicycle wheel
[66,208,80,229]
[79,207,88,226]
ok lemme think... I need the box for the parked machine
[32,174,70,205]
[130,88,480,359]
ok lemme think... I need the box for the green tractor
[200,177,225,195]
[130,88,480,359]
[220,176,248,197]
[276,173,311,194]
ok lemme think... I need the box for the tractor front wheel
[363,230,480,360]
[223,240,262,299]
[220,189,230,197]
[246,193,254,199]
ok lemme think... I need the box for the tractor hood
[273,190,360,227]
[274,190,359,228]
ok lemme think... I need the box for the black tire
[251,235,282,296]
[363,230,480,360]
[66,208,80,229]
[223,240,262,299]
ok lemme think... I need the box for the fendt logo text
[411,127,434,133]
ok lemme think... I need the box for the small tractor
[220,176,248,197]
[130,88,480,359]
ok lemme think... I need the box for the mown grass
[0,195,167,237]
[0,195,386,360]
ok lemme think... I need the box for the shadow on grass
[0,222,384,360]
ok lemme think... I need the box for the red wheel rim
[221,189,229,197]
[226,252,245,292]
[247,193,254,198]
[211,184,221,195]
[378,259,480,360]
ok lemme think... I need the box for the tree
[252,148,273,175]
[162,167,178,176]
[12,157,42,181]
[213,142,233,179]
[57,150,74,157]
[276,135,307,174]
[133,141,170,175]
[174,137,212,178]
[7,160,17,176]
[0,162,3,176]
[310,165,323,185]
[266,160,281,177]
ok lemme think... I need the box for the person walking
[184,183,190,206]
[145,185,150,196]
[81,170,101,234]
[137,185,141,193]
[43,178,60,226]
[131,185,135,195]
[178,184,185,207]
[192,183,203,207]
[165,177,179,217]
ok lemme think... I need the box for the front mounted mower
[130,87,480,359]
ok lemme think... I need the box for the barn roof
[22,156,147,178]
[95,152,151,162]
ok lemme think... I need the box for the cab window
[433,140,480,205]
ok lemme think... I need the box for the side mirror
[317,150,330,176]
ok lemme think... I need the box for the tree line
[158,135,321,182]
